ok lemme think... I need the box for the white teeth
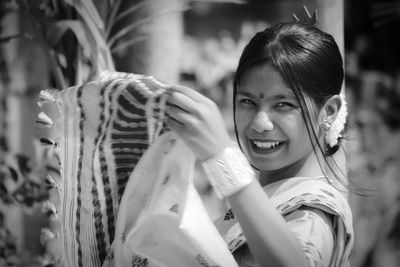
[252,141,282,149]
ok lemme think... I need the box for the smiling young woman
[107,11,354,267]
[164,21,353,267]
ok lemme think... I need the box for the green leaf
[108,6,188,48]
[64,0,115,71]
[105,0,122,37]
[111,35,148,54]
[64,0,105,30]
[46,20,92,59]
[114,1,148,25]
[48,49,68,89]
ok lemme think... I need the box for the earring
[321,120,332,133]
[321,94,348,148]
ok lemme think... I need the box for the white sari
[110,132,353,267]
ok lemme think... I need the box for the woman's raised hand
[166,85,232,161]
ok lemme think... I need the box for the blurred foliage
[1,0,189,89]
[11,0,115,88]
[0,140,59,266]
[180,20,268,108]
[0,0,171,265]
[345,23,400,265]
[0,212,18,267]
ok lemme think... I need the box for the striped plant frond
[62,0,115,79]
[64,0,105,30]
[106,0,189,54]
[14,0,190,88]
[14,0,111,88]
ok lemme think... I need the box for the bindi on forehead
[259,93,265,99]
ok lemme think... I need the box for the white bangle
[201,144,255,199]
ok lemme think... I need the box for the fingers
[165,112,184,132]
[164,85,212,135]
[169,85,207,103]
[165,104,191,127]
[167,91,199,114]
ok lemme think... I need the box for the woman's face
[235,63,314,174]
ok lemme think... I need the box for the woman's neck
[258,152,325,187]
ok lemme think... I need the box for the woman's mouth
[249,139,286,154]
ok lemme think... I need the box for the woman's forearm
[228,180,310,267]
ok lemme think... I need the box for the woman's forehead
[237,64,294,97]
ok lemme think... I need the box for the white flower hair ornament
[321,94,348,148]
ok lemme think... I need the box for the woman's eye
[238,99,256,107]
[275,102,295,110]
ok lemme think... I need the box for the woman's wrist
[201,143,256,199]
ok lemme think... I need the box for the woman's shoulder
[266,177,354,267]
[265,177,352,226]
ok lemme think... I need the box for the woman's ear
[318,94,342,125]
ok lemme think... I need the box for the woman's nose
[251,111,274,133]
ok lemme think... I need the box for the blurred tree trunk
[316,0,344,54]
[2,9,50,258]
[115,0,184,84]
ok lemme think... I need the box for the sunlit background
[1,0,399,266]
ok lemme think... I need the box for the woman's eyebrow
[272,94,295,100]
[237,92,256,98]
[237,92,295,100]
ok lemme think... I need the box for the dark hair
[233,22,348,185]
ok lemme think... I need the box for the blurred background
[0,0,399,266]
